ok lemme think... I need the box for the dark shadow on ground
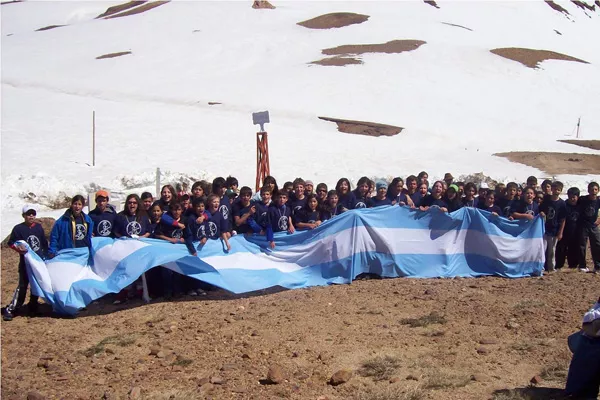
[492,387,566,400]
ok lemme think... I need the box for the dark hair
[388,177,404,197]
[161,185,177,200]
[464,182,477,193]
[212,177,226,194]
[124,194,146,221]
[191,181,204,192]
[567,187,580,196]
[226,176,238,187]
[551,181,564,191]
[262,176,279,196]
[327,190,338,198]
[316,183,328,193]
[71,194,86,206]
[304,194,319,211]
[335,178,351,194]
[283,181,293,190]
[292,178,305,187]
[151,200,163,211]
[260,185,272,195]
[526,176,538,185]
[588,181,599,191]
[179,194,190,202]
[356,177,370,187]
[192,196,206,207]
[141,192,153,201]
[417,171,428,181]
[238,186,252,197]
[506,182,518,190]
[406,175,417,184]
[523,186,535,195]
[169,202,183,211]
[541,179,552,187]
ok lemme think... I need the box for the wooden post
[576,117,581,139]
[255,132,270,191]
[92,111,96,166]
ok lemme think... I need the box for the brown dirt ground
[95,1,146,19]
[96,51,132,60]
[490,48,589,69]
[544,0,570,15]
[311,56,363,67]
[572,0,596,12]
[297,12,369,30]
[494,152,600,175]
[558,139,600,151]
[322,40,426,57]
[252,1,275,10]
[1,247,597,400]
[35,25,65,32]
[105,0,169,20]
[424,0,440,9]
[319,116,403,137]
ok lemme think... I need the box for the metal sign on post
[253,111,271,191]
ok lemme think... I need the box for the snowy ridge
[1,0,600,236]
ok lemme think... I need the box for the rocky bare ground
[1,248,598,400]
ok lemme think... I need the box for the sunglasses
[25,211,37,216]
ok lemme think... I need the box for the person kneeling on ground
[565,297,600,399]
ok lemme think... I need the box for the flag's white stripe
[46,239,150,293]
[202,227,542,272]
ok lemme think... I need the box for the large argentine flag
[22,206,544,315]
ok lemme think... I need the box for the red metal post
[256,132,270,191]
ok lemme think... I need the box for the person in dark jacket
[48,195,93,258]
[89,190,117,238]
[2,205,48,320]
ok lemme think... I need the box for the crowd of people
[3,172,600,321]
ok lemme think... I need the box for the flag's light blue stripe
[22,207,545,315]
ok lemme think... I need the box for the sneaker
[579,267,590,273]
[187,290,198,296]
[3,309,14,321]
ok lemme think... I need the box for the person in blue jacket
[48,195,93,258]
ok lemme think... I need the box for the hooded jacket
[49,209,94,256]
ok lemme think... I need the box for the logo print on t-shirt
[278,216,288,231]
[294,206,302,212]
[503,206,511,217]
[219,205,229,220]
[199,225,206,238]
[27,235,41,252]
[526,210,535,216]
[569,211,579,222]
[75,224,86,240]
[171,229,183,239]
[208,221,218,237]
[585,206,595,218]
[547,207,556,221]
[126,221,141,236]
[98,220,112,236]
[355,202,366,209]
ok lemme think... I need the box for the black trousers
[555,231,579,269]
[578,225,600,270]
[6,256,39,313]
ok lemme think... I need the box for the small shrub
[513,299,545,310]
[81,334,136,357]
[540,360,569,382]
[359,355,402,381]
[354,386,425,400]
[423,370,470,390]
[400,312,447,328]
[172,357,193,367]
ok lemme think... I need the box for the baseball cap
[448,184,459,193]
[444,173,454,180]
[22,204,36,214]
[480,183,489,189]
[305,180,314,186]
[95,190,110,200]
